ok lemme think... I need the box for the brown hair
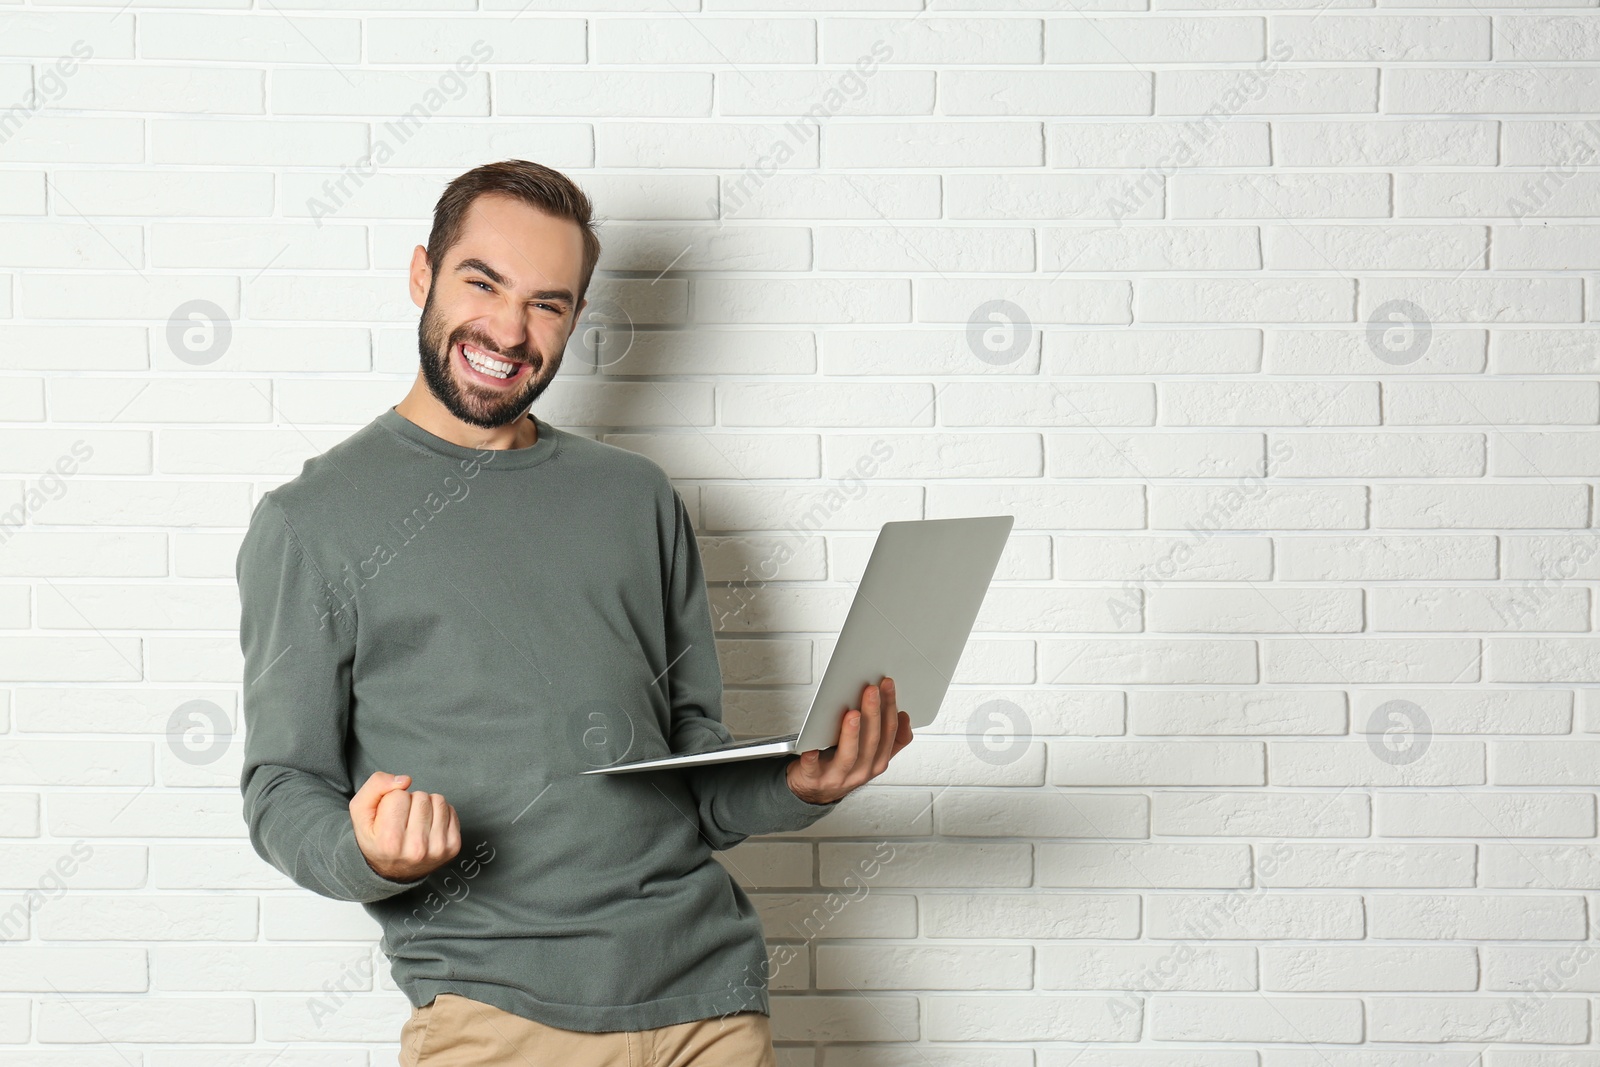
[425,159,602,307]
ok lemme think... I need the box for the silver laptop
[582,514,1014,776]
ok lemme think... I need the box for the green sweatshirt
[236,405,839,1032]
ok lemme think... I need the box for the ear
[408,245,433,310]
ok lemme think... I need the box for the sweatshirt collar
[376,405,561,471]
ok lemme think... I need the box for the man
[235,159,912,1065]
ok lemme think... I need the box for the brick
[1372,586,1587,632]
[1153,791,1370,837]
[1159,69,1378,115]
[1258,843,1477,888]
[1273,435,1484,479]
[1372,484,1589,529]
[1262,945,1478,991]
[1493,741,1600,785]
[1268,740,1484,785]
[1274,119,1497,166]
[1351,689,1572,734]
[816,225,1034,272]
[1263,224,1485,270]
[816,944,1030,990]
[1489,643,1600,684]
[499,71,711,117]
[927,995,1137,1042]
[1495,224,1600,269]
[1041,943,1256,992]
[1379,791,1593,837]
[1503,119,1600,167]
[1387,68,1600,114]
[934,791,1148,839]
[824,18,1042,64]
[1137,278,1356,323]
[1484,946,1600,991]
[942,71,1149,115]
[1049,17,1262,62]
[1385,381,1598,424]
[951,172,1161,221]
[1054,535,1272,582]
[929,483,1145,529]
[367,17,583,64]
[1264,327,1486,375]
[1147,893,1363,939]
[1368,996,1587,1044]
[825,121,1043,168]
[141,13,360,62]
[1049,741,1263,786]
[1173,173,1391,219]
[272,69,488,116]
[921,893,1140,940]
[1495,434,1600,478]
[1369,894,1585,939]
[1130,689,1346,735]
[604,17,812,63]
[1274,16,1490,61]
[610,122,820,172]
[1151,485,1368,530]
[1147,586,1362,633]
[1275,535,1497,580]
[1407,171,1600,220]
[1049,121,1270,168]
[1362,277,1583,323]
[1152,995,1363,1043]
[1038,842,1252,888]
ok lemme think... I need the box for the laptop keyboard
[699,732,799,753]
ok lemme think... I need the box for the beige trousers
[398,992,779,1067]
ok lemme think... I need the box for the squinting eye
[472,281,492,292]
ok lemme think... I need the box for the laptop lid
[792,514,1014,753]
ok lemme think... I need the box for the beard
[415,281,561,430]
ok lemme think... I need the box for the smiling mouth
[457,341,531,385]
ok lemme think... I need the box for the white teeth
[462,344,516,379]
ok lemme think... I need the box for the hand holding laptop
[581,515,1014,780]
[785,676,913,805]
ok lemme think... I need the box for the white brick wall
[1,0,1598,1062]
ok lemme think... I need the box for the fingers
[893,711,913,755]
[350,770,410,820]
[408,790,434,854]
[403,792,462,868]
[871,678,900,774]
[372,786,415,849]
[856,683,883,778]
[349,768,462,881]
[818,684,883,794]
[832,700,864,775]
[787,680,915,805]
[428,793,460,860]
[364,782,458,871]
[790,684,915,799]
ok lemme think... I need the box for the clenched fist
[350,771,461,882]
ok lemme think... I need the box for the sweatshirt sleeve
[660,487,840,850]
[236,495,428,904]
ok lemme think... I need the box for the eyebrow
[453,257,575,306]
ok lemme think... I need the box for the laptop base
[581,733,800,775]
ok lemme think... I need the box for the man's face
[412,193,587,430]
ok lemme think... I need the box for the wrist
[785,759,834,806]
